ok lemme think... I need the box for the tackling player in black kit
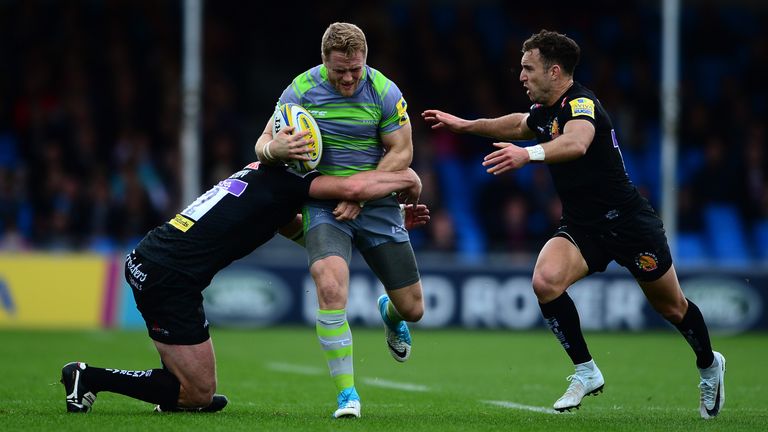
[60,127,429,414]
[423,30,725,419]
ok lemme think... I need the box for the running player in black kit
[60,126,429,414]
[423,30,725,419]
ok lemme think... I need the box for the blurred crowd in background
[1,0,766,265]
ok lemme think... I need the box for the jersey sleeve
[526,104,544,131]
[562,95,597,127]
[379,80,409,134]
[279,84,301,105]
[279,69,315,105]
[284,170,321,200]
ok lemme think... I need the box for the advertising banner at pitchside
[197,256,767,333]
[0,254,120,328]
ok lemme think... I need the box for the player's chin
[338,84,356,96]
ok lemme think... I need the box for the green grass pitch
[0,328,766,431]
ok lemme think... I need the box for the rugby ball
[272,102,323,172]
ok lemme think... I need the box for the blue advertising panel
[192,254,767,333]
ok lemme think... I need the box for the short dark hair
[522,30,580,76]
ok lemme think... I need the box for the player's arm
[328,121,414,220]
[279,202,430,246]
[422,109,536,141]
[483,119,595,175]
[309,168,421,203]
[277,214,305,246]
[377,122,413,171]
[254,118,314,165]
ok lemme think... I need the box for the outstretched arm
[278,203,431,245]
[483,119,595,175]
[422,109,536,141]
[309,168,421,203]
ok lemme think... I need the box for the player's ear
[550,64,560,80]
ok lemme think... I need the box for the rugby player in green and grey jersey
[255,22,422,419]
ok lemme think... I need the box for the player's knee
[531,269,566,302]
[657,300,687,324]
[316,285,347,309]
[399,302,424,322]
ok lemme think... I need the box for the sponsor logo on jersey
[309,110,327,117]
[216,178,248,197]
[229,169,249,179]
[125,251,148,290]
[245,161,261,170]
[396,97,409,126]
[169,214,195,232]
[569,97,595,119]
[634,252,658,272]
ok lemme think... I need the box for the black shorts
[554,205,672,282]
[125,249,210,345]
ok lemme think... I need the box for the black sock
[83,365,180,407]
[539,292,592,365]
[673,299,715,369]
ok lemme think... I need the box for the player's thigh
[533,236,589,301]
[361,241,420,291]
[306,224,353,308]
[303,203,353,267]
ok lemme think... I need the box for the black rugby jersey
[136,162,319,285]
[526,82,646,227]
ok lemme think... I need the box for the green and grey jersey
[278,64,409,176]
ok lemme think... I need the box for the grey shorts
[302,195,410,251]
[303,195,419,290]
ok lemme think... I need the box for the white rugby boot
[553,359,605,412]
[699,351,726,419]
[333,387,361,418]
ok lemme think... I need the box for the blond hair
[321,22,367,61]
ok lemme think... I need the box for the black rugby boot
[61,362,97,413]
[154,393,229,413]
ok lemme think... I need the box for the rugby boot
[377,294,412,362]
[699,351,726,419]
[333,386,361,418]
[154,394,229,413]
[553,360,604,412]
[61,362,97,413]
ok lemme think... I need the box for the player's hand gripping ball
[272,102,323,172]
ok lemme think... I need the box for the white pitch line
[361,377,430,392]
[481,400,561,414]
[266,362,324,375]
[267,362,556,409]
[266,362,429,392]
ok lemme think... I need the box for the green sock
[316,309,354,392]
[386,300,404,328]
